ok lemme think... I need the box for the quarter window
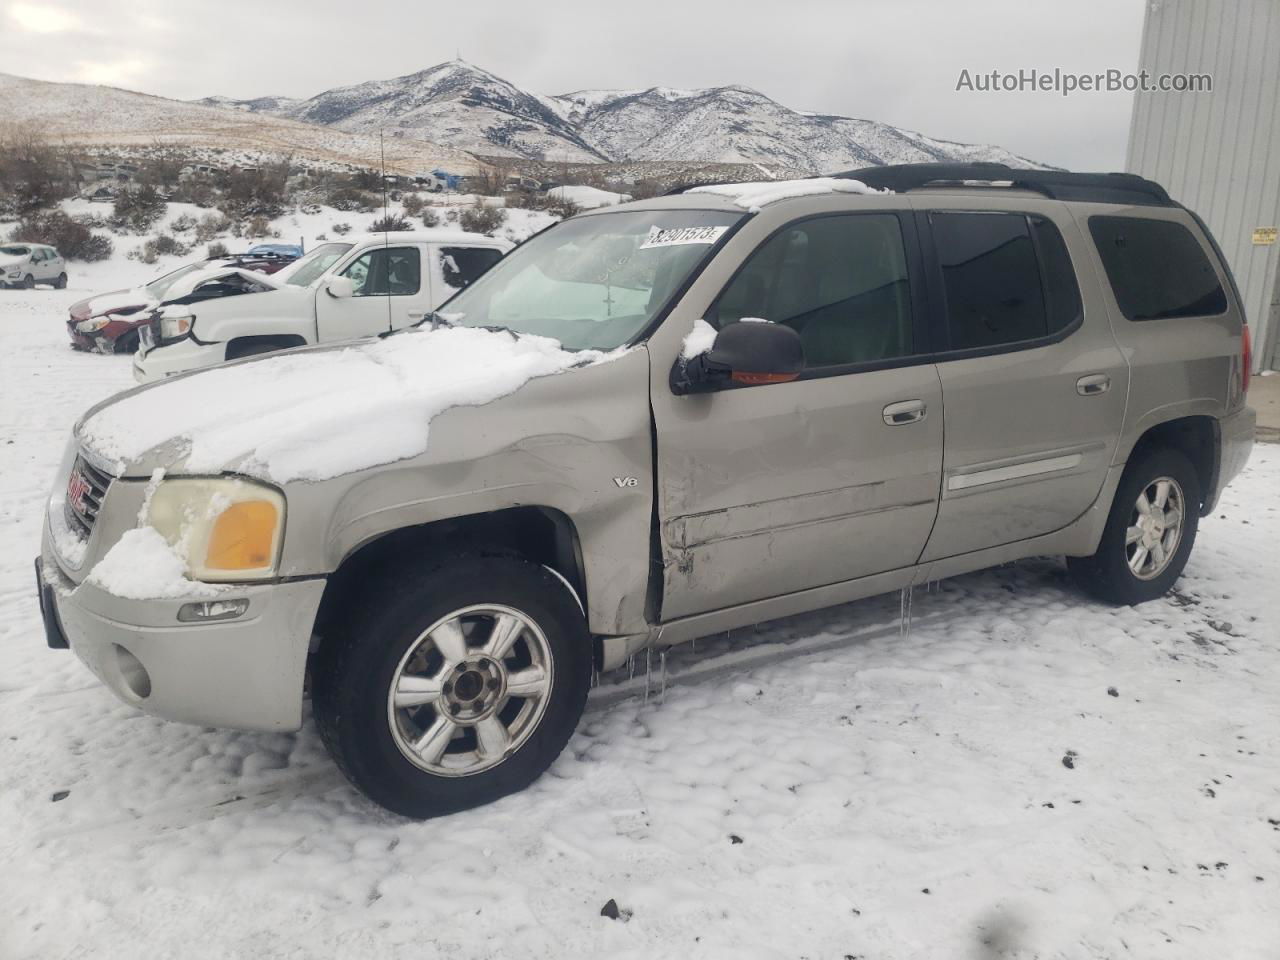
[709,214,914,368]
[439,246,502,292]
[341,247,421,297]
[1088,216,1227,321]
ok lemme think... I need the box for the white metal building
[1126,0,1280,371]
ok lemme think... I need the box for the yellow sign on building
[1252,227,1277,245]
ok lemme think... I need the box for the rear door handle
[1076,374,1111,396]
[883,399,927,425]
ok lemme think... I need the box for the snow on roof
[80,326,620,483]
[687,177,887,212]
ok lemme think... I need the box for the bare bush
[459,205,507,236]
[401,193,425,216]
[169,213,197,233]
[112,185,167,233]
[10,210,113,261]
[131,233,189,264]
[331,222,353,236]
[369,214,412,232]
[206,240,229,258]
[421,208,441,228]
[194,212,231,243]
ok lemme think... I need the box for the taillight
[1242,324,1252,394]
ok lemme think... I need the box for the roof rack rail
[832,162,1174,207]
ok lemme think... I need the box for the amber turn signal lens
[206,500,279,571]
[730,370,801,385]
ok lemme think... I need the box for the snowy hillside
[234,61,605,164]
[0,73,478,175]
[203,59,1048,172]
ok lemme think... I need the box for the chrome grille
[63,455,111,538]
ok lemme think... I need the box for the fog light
[113,644,151,699]
[177,598,249,622]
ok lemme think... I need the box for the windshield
[282,242,353,287]
[440,209,742,350]
[143,263,207,299]
[1,245,31,257]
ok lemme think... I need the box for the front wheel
[312,555,592,818]
[1068,447,1201,605]
[20,274,34,290]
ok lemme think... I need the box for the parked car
[243,243,304,271]
[67,254,296,354]
[2,243,67,289]
[39,164,1255,818]
[131,231,511,382]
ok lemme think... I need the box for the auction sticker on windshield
[639,225,730,248]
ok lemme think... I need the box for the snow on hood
[83,289,154,316]
[79,326,620,483]
[0,256,28,270]
[159,265,282,303]
[688,177,887,212]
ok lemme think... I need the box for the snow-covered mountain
[0,73,478,175]
[203,60,1047,172]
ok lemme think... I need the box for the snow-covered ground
[1,273,1278,958]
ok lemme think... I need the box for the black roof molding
[833,162,1174,207]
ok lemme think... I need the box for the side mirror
[325,276,354,299]
[671,321,805,395]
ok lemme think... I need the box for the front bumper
[133,337,225,383]
[40,539,325,732]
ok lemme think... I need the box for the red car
[67,250,300,353]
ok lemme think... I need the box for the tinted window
[1089,216,1226,320]
[1031,215,1083,334]
[710,214,913,367]
[440,246,502,292]
[342,247,421,297]
[932,212,1049,349]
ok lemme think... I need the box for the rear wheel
[312,555,592,818]
[55,272,68,289]
[1068,448,1200,605]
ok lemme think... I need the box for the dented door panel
[654,364,943,620]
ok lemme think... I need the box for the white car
[1,243,67,289]
[132,231,512,383]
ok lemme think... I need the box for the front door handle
[1076,374,1111,396]
[883,399,927,426]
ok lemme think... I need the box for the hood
[0,256,29,271]
[75,288,155,320]
[76,326,626,481]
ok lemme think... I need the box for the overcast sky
[0,0,1147,170]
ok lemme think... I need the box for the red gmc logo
[67,471,91,515]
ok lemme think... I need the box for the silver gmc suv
[38,163,1256,818]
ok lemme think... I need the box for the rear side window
[930,212,1081,350]
[709,214,914,368]
[440,246,502,292]
[1089,216,1226,320]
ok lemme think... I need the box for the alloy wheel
[1125,476,1185,580]
[386,604,554,777]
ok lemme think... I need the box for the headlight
[159,308,194,342]
[75,317,110,333]
[145,477,285,582]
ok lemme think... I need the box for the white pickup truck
[133,231,512,382]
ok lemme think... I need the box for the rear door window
[439,246,503,292]
[1088,216,1227,320]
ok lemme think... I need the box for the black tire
[225,341,281,361]
[1068,447,1201,605]
[113,330,139,355]
[21,274,34,290]
[55,272,68,289]
[312,554,592,818]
